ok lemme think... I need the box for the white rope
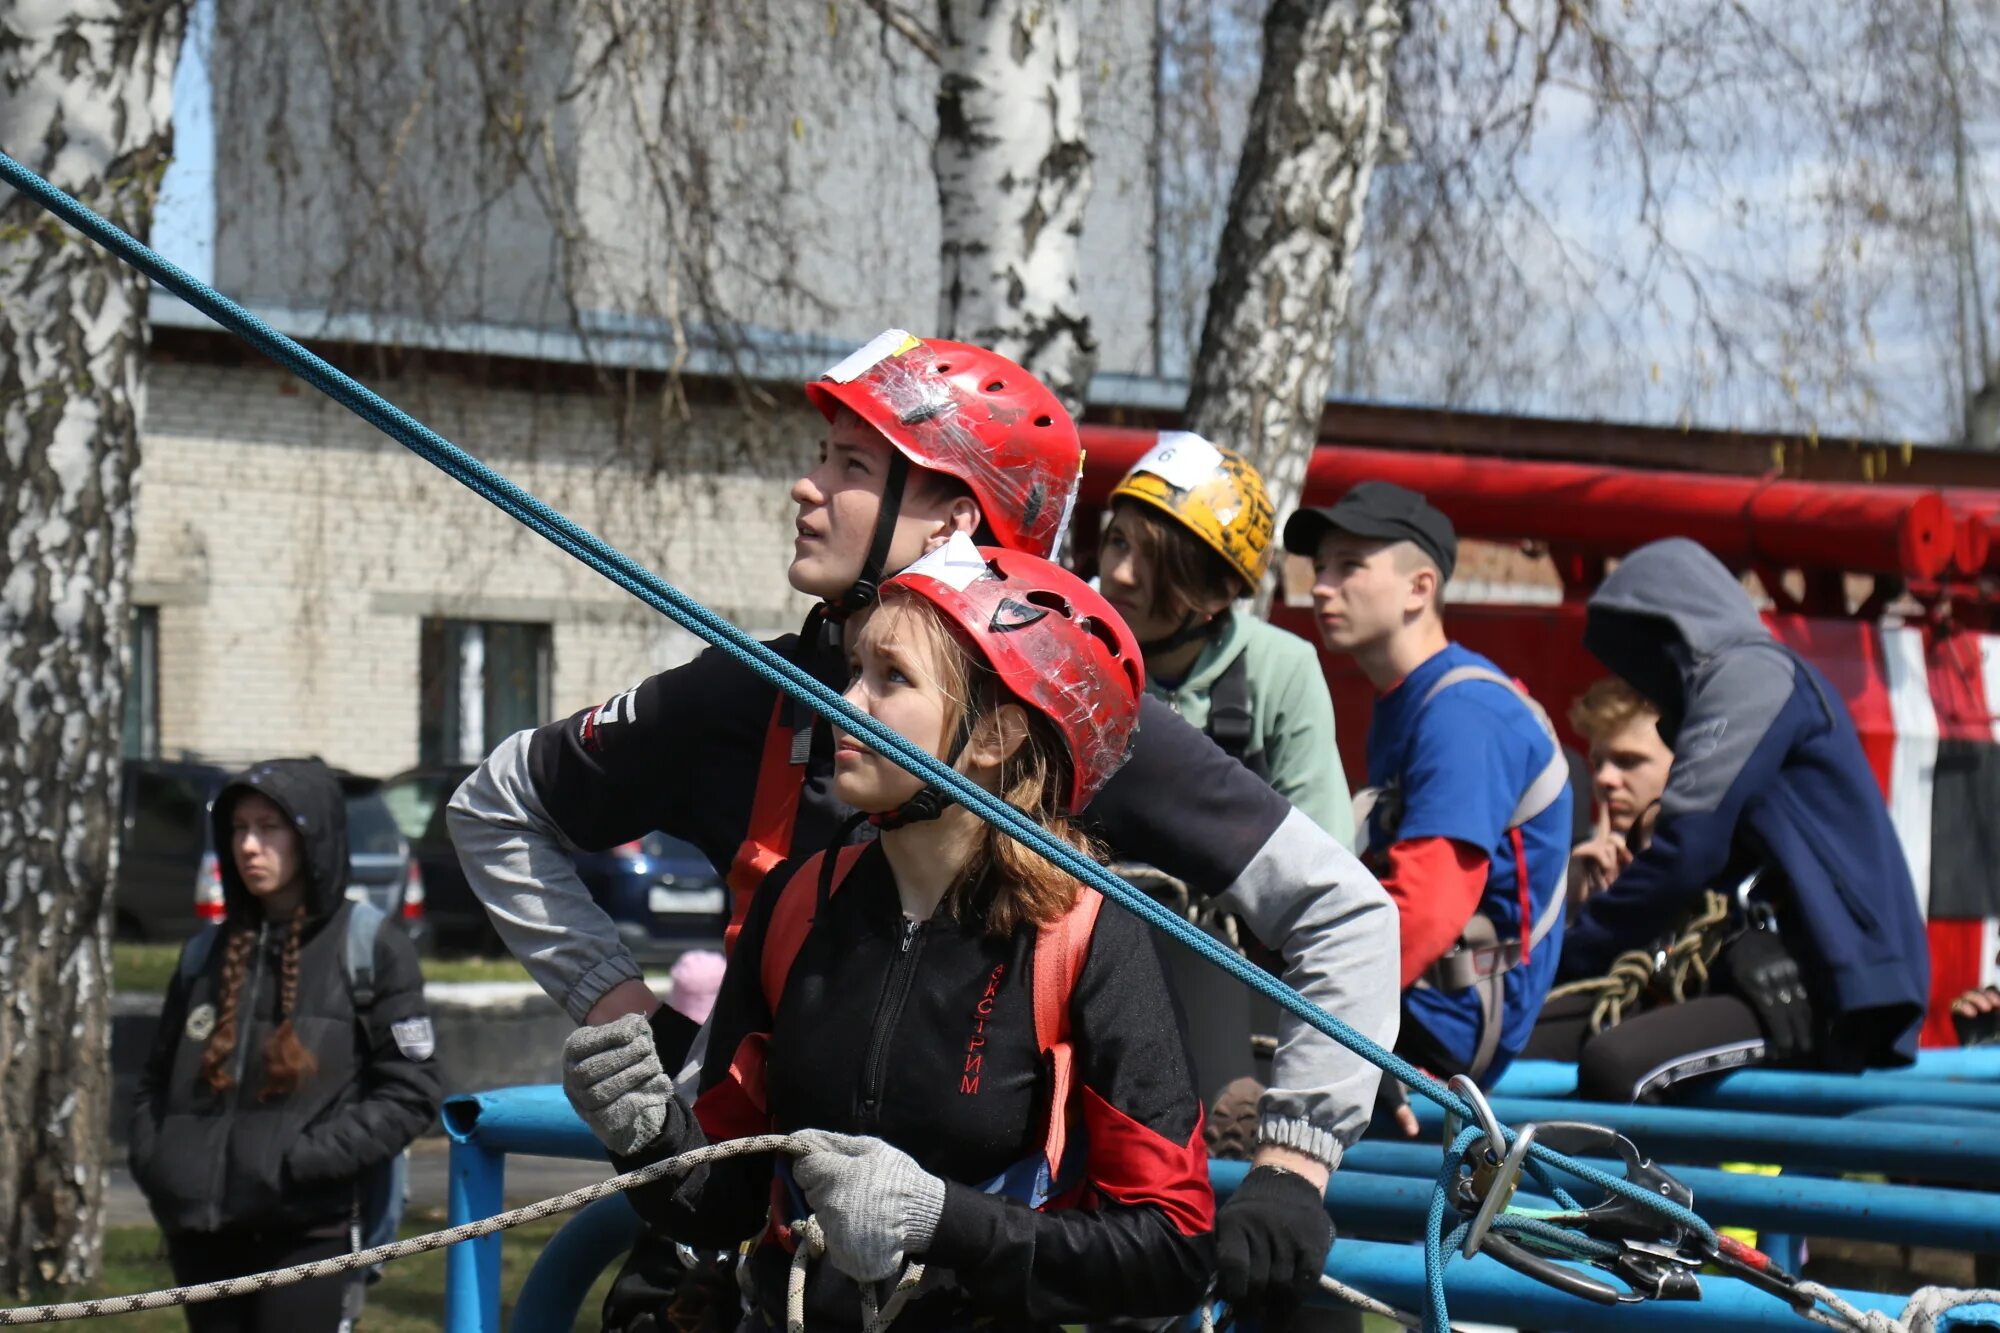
[783,1218,925,1333]
[1793,1281,2000,1333]
[0,1132,918,1328]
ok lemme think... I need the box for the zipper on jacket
[203,921,269,1231]
[858,918,925,1125]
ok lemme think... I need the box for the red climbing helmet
[803,331,1084,560]
[884,536,1144,813]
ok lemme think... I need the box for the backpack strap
[177,922,222,991]
[1418,666,1568,831]
[759,843,870,1013]
[1033,888,1103,1180]
[1205,653,1256,762]
[343,900,387,1010]
[727,694,815,954]
[1406,666,1572,1076]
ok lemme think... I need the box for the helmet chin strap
[1138,611,1221,657]
[827,450,911,621]
[869,708,980,831]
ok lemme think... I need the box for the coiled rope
[1546,890,1733,1033]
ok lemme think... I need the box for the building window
[419,619,552,765]
[122,606,160,760]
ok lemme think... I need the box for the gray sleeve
[1210,805,1399,1169]
[1659,644,1799,821]
[445,729,646,1023]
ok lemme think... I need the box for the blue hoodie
[1561,539,1929,1067]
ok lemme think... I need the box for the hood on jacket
[1584,538,1769,744]
[209,758,349,922]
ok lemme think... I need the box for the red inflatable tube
[1077,428,1956,579]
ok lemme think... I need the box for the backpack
[757,843,1101,1207]
[176,902,403,1256]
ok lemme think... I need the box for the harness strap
[1033,889,1102,1177]
[728,694,813,952]
[759,843,869,1008]
[1390,667,1569,1076]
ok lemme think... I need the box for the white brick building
[127,0,1168,778]
[129,338,826,776]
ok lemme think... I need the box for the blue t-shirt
[1364,644,1571,1080]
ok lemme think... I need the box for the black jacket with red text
[622,843,1215,1330]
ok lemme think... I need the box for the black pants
[1523,994,1770,1103]
[164,1228,354,1333]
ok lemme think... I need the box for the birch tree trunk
[0,0,186,1291]
[933,0,1097,412]
[1185,0,1405,557]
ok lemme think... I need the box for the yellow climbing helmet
[1109,432,1277,593]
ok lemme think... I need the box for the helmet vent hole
[935,362,953,374]
[1024,589,1072,615]
[1033,414,1053,427]
[986,380,1006,392]
[1080,616,1126,660]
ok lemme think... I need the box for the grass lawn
[41,1208,618,1331]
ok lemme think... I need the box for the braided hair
[199,912,319,1098]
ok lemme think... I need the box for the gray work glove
[789,1129,947,1283]
[563,1013,675,1156]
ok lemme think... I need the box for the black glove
[1954,991,2000,1048]
[1718,928,1815,1062]
[1214,1165,1334,1329]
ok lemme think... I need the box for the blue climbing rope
[0,147,1715,1326]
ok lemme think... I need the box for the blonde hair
[864,592,1103,935]
[1568,676,1659,746]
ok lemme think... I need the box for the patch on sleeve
[391,1017,436,1061]
[184,1003,216,1042]
[578,686,640,753]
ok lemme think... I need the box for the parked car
[380,764,728,959]
[116,758,428,950]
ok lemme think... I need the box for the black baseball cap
[1281,481,1458,582]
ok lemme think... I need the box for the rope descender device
[1442,1076,1714,1308]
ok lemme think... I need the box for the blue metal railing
[439,1085,1975,1333]
[1496,1056,2000,1111]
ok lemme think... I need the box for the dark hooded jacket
[129,758,442,1234]
[1561,540,1930,1067]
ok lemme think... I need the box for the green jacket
[1145,607,1353,845]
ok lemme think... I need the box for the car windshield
[345,792,406,858]
[640,831,719,877]
[380,774,445,843]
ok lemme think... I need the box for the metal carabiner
[1461,1124,1537,1258]
[1444,1073,1509,1166]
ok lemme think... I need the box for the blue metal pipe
[1341,1140,2000,1251]
[509,1196,643,1332]
[437,1087,1940,1333]
[1894,1048,2000,1081]
[443,1137,505,1333]
[445,1086,600,1158]
[1493,1061,2000,1115]
[1408,1094,2000,1181]
[1842,1104,2000,1130]
[1319,1237,1908,1333]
